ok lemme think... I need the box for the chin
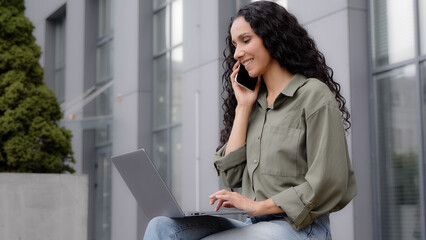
[248,72,258,78]
[247,70,256,78]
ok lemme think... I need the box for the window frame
[369,0,426,239]
[152,0,183,193]
[45,5,67,103]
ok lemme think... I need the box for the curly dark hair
[218,1,351,150]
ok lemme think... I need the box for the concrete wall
[0,173,88,240]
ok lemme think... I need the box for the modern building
[23,0,425,239]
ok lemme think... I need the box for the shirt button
[257,136,261,140]
[253,159,258,164]
[307,203,314,210]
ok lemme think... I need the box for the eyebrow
[231,32,251,44]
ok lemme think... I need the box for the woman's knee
[144,216,177,240]
[146,216,175,231]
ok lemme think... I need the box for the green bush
[0,0,75,173]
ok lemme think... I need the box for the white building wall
[111,0,140,240]
[25,0,64,63]
[181,0,222,212]
[64,0,85,175]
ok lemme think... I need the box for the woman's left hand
[209,189,258,216]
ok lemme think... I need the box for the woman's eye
[243,38,251,43]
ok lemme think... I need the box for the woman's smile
[242,59,254,67]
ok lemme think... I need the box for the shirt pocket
[260,126,301,177]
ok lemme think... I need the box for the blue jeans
[143,214,332,240]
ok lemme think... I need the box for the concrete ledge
[0,173,88,240]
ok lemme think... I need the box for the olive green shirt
[214,74,357,230]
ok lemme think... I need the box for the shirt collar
[257,73,307,109]
[281,73,307,97]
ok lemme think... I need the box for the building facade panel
[288,0,347,24]
[183,0,219,72]
[111,0,140,239]
[347,6,374,240]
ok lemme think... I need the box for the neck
[262,60,294,98]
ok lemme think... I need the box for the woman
[144,1,357,239]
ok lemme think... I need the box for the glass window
[374,65,421,240]
[92,1,114,240]
[54,16,66,68]
[420,0,426,55]
[171,46,182,124]
[153,130,169,184]
[153,8,167,55]
[54,14,66,103]
[152,0,183,205]
[96,40,114,83]
[54,68,65,102]
[95,87,113,116]
[98,0,113,38]
[94,147,112,240]
[171,0,183,46]
[153,0,166,10]
[171,126,182,203]
[370,1,425,239]
[370,0,415,67]
[421,61,426,186]
[153,54,168,128]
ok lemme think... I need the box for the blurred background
[23,0,426,239]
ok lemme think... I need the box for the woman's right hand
[231,61,261,109]
[224,62,261,156]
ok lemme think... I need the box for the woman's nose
[234,46,243,60]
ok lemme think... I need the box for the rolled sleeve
[213,143,247,188]
[271,187,314,230]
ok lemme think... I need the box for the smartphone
[235,64,257,91]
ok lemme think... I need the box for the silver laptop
[111,148,252,219]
